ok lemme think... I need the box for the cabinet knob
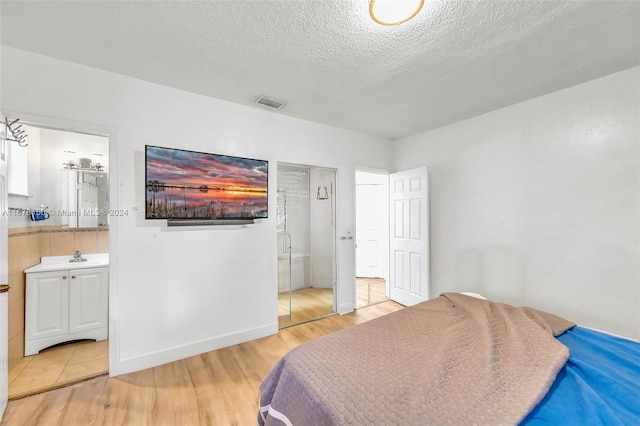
[62,276,67,279]
[71,275,76,279]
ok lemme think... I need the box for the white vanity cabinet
[25,262,108,356]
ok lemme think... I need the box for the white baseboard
[109,322,278,377]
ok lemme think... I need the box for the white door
[1,117,9,420]
[389,167,429,306]
[355,171,388,278]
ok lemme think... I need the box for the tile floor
[8,339,108,400]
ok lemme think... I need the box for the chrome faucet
[70,250,87,262]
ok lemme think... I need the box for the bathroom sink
[24,253,109,273]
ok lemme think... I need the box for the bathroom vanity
[24,254,109,356]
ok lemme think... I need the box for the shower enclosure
[277,162,336,328]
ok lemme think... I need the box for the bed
[258,292,640,425]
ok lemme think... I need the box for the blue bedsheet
[522,326,640,425]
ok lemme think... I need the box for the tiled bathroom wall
[7,226,109,371]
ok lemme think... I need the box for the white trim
[259,402,268,421]
[266,407,293,426]
[0,110,123,376]
[259,404,293,426]
[353,164,390,176]
[109,322,278,376]
[0,292,8,420]
[337,301,354,315]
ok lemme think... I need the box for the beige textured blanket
[258,293,575,425]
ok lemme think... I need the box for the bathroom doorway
[277,162,336,328]
[5,123,110,399]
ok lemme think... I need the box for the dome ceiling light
[369,0,425,26]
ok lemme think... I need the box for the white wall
[1,47,393,375]
[394,67,640,340]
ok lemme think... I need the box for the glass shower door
[277,163,336,328]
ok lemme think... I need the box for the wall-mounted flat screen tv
[145,145,268,221]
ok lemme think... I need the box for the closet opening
[277,162,337,328]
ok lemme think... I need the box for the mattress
[522,326,640,424]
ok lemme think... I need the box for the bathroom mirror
[8,124,109,227]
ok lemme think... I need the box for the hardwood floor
[278,287,334,328]
[8,340,108,400]
[356,277,388,309]
[1,300,404,426]
[277,279,388,329]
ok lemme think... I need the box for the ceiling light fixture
[369,0,425,26]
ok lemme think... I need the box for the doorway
[5,123,110,399]
[277,162,336,328]
[355,170,389,308]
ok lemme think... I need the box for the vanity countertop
[25,253,109,273]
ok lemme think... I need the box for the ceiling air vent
[254,95,286,111]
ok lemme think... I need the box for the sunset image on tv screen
[145,145,268,220]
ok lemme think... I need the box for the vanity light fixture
[62,150,106,170]
[62,150,77,169]
[369,0,425,26]
[90,152,105,170]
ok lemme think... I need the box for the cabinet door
[69,268,108,333]
[26,271,69,339]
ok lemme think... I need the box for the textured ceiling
[1,0,639,141]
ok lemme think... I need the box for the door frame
[1,109,118,378]
[1,113,10,421]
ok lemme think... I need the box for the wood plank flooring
[278,287,334,328]
[356,277,387,308]
[8,339,109,400]
[1,300,403,426]
[277,279,388,328]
